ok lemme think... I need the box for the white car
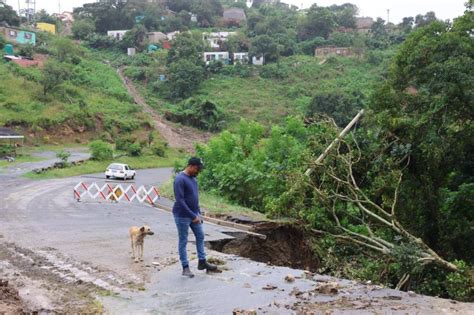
[105,163,136,180]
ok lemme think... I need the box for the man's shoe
[182,266,195,278]
[198,259,218,271]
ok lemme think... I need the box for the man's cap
[188,157,204,169]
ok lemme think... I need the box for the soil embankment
[117,67,211,152]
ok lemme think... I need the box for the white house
[203,52,230,65]
[252,55,264,65]
[233,52,249,64]
[203,32,236,49]
[107,30,129,40]
[166,31,180,41]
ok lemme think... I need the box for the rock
[262,284,277,290]
[285,274,295,283]
[233,308,257,315]
[316,282,339,295]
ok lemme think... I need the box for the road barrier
[73,182,160,204]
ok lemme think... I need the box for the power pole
[387,9,390,24]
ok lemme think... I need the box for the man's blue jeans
[174,216,206,268]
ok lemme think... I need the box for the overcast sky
[5,0,467,24]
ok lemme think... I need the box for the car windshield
[108,164,123,170]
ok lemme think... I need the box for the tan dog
[129,225,154,263]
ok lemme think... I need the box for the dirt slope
[117,67,211,153]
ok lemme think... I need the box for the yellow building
[36,23,56,34]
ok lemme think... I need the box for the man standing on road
[173,157,217,277]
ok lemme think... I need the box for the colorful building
[0,27,36,46]
[36,22,56,34]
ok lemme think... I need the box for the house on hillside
[166,31,180,41]
[203,31,236,49]
[315,46,353,57]
[36,22,56,34]
[53,11,74,23]
[356,17,374,34]
[146,31,167,43]
[252,55,264,65]
[223,8,246,26]
[107,30,129,40]
[0,26,36,46]
[233,52,249,64]
[203,51,230,65]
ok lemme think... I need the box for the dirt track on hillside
[117,67,211,152]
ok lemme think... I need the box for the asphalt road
[1,157,473,314]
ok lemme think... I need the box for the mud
[117,67,211,152]
[0,242,106,314]
[209,222,320,272]
[0,278,30,314]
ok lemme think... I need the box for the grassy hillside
[0,51,152,145]
[129,52,393,129]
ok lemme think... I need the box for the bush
[127,142,142,156]
[56,150,71,167]
[115,136,134,151]
[164,97,225,131]
[89,140,113,161]
[152,143,167,157]
[307,90,364,126]
[0,34,5,49]
[260,63,289,79]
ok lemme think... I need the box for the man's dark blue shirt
[172,171,200,219]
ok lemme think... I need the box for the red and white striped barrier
[73,182,160,204]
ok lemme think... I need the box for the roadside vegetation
[0,0,472,303]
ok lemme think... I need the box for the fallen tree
[303,118,458,288]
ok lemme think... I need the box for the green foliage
[41,59,72,96]
[368,14,474,261]
[85,33,117,49]
[297,5,337,40]
[0,3,20,26]
[165,59,205,100]
[165,97,225,131]
[0,34,5,49]
[127,142,143,157]
[56,150,71,167]
[152,143,167,157]
[119,25,148,51]
[18,44,35,58]
[191,0,223,27]
[89,140,113,161]
[72,19,96,40]
[445,260,473,301]
[196,118,311,209]
[307,90,363,126]
[35,9,57,24]
[250,35,279,62]
[167,32,206,65]
[259,63,289,79]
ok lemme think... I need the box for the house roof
[0,127,24,139]
[223,8,246,21]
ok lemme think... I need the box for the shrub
[56,150,71,167]
[152,143,167,157]
[89,140,113,161]
[127,142,142,156]
[260,63,289,79]
[164,97,225,131]
[115,136,134,151]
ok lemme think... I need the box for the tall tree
[0,3,20,26]
[297,5,336,40]
[368,15,474,260]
